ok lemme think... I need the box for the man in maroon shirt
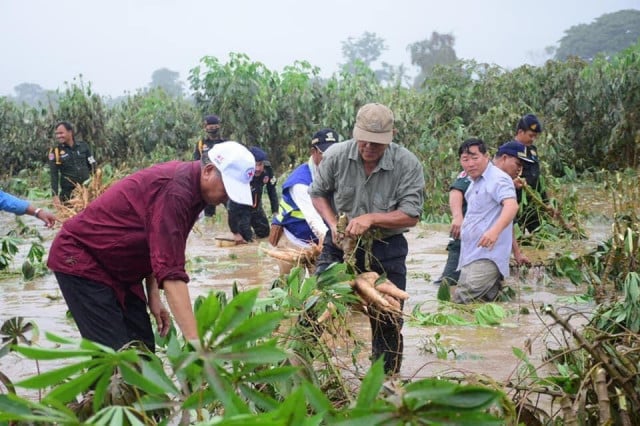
[48,141,255,352]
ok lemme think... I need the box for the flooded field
[0,212,609,389]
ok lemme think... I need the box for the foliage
[0,96,50,177]
[52,76,109,158]
[341,31,387,73]
[408,31,458,88]
[593,272,640,333]
[1,41,640,220]
[410,302,508,327]
[149,67,184,97]
[0,235,19,271]
[509,303,640,425]
[105,87,200,166]
[0,219,49,280]
[190,53,277,147]
[11,83,50,107]
[574,169,640,303]
[0,276,509,424]
[555,10,640,61]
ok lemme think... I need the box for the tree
[341,31,387,69]
[340,32,406,85]
[555,9,640,61]
[149,68,184,97]
[408,31,458,88]
[12,83,48,106]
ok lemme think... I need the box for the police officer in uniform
[228,146,278,243]
[510,114,548,233]
[49,121,96,206]
[193,114,226,217]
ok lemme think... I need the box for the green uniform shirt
[309,139,425,238]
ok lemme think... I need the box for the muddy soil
[0,213,607,389]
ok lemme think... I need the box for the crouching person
[453,139,532,304]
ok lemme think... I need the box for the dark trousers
[316,232,408,374]
[228,201,270,241]
[59,184,75,202]
[437,238,461,285]
[55,272,155,352]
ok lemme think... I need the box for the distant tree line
[1,9,638,216]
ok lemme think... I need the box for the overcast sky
[1,0,638,97]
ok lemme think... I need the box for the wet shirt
[49,141,95,196]
[459,162,516,277]
[310,139,425,238]
[47,161,206,306]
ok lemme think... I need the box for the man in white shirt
[454,139,533,304]
[269,128,338,274]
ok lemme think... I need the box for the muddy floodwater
[0,213,608,388]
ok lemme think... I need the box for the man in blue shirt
[0,190,56,227]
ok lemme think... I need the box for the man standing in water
[453,139,532,304]
[508,114,551,233]
[310,103,425,374]
[48,142,255,351]
[49,121,96,206]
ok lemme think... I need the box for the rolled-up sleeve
[395,156,425,218]
[147,181,192,286]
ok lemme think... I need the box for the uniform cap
[205,115,220,125]
[311,128,338,152]
[497,141,534,163]
[518,114,543,133]
[249,146,267,162]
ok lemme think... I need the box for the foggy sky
[1,0,638,97]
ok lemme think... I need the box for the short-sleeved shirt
[47,161,206,306]
[309,139,425,238]
[458,162,516,277]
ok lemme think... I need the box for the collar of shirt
[346,139,395,172]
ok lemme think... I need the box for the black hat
[249,146,267,162]
[518,114,543,133]
[311,128,338,152]
[205,114,220,125]
[496,141,534,163]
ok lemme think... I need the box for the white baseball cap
[207,141,256,205]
